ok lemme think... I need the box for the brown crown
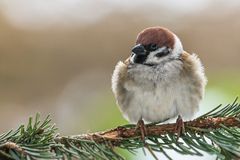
[136,27,175,49]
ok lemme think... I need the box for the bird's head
[130,27,183,66]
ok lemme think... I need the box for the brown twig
[0,142,24,154]
[58,117,240,145]
[0,142,25,160]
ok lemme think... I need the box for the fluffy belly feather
[123,86,178,123]
[122,82,199,123]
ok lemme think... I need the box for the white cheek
[151,47,166,55]
[146,54,158,63]
[172,34,183,57]
[145,47,167,64]
[130,53,136,63]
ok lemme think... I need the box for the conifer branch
[68,117,239,143]
[0,98,240,160]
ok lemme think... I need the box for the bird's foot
[135,119,159,160]
[175,115,185,140]
[135,119,147,143]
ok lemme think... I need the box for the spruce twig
[0,98,240,160]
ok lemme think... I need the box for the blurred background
[0,0,240,159]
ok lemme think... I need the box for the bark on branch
[56,117,240,145]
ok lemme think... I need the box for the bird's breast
[123,82,179,123]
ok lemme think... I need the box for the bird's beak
[130,44,148,64]
[131,44,146,56]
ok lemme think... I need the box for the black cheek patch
[155,49,170,58]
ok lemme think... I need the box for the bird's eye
[149,44,158,51]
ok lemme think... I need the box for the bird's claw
[175,115,185,140]
[135,119,147,143]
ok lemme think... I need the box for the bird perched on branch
[111,26,207,137]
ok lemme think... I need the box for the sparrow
[111,27,207,134]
